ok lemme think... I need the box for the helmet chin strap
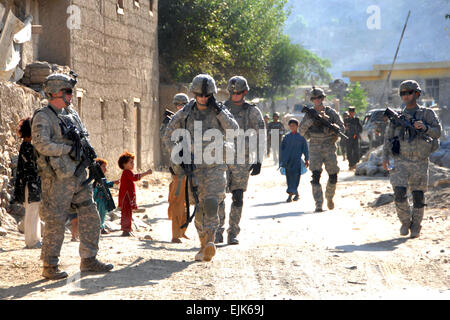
[62,92,71,107]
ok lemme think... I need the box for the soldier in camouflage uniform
[159,94,189,168]
[32,73,113,280]
[163,74,239,262]
[382,80,441,238]
[216,76,266,245]
[267,112,285,164]
[299,87,344,212]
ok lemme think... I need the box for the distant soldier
[216,76,265,245]
[267,112,285,164]
[163,74,239,262]
[299,87,344,212]
[382,80,441,238]
[344,106,363,170]
[32,73,113,279]
[164,93,190,243]
[264,114,270,157]
[340,111,349,161]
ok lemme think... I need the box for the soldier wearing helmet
[382,80,441,238]
[215,76,266,245]
[162,74,239,262]
[31,72,113,279]
[299,86,344,212]
[160,93,191,244]
[267,112,286,165]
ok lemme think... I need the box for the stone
[370,193,394,207]
[18,219,24,233]
[0,226,7,236]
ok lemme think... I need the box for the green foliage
[159,0,331,98]
[159,0,289,86]
[343,82,368,114]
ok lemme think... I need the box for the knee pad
[394,186,407,202]
[328,173,338,184]
[412,190,425,208]
[232,189,244,208]
[203,197,219,217]
[311,171,321,185]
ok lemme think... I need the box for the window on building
[123,101,128,120]
[391,80,402,89]
[117,0,124,15]
[425,79,439,103]
[149,0,153,16]
[77,97,83,119]
[100,99,106,121]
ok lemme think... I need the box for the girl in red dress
[117,151,152,236]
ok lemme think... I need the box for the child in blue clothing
[93,158,119,234]
[280,119,309,202]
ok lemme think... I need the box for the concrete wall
[70,0,159,175]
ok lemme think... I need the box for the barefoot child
[14,118,42,248]
[117,151,152,236]
[93,158,119,234]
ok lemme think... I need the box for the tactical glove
[207,95,224,114]
[249,163,262,176]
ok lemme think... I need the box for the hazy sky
[284,0,450,80]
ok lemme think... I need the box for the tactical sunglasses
[232,90,246,95]
[311,96,323,100]
[195,93,212,98]
[400,90,415,96]
[62,88,73,95]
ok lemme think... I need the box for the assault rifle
[179,152,199,230]
[384,107,432,143]
[63,124,116,212]
[302,106,348,140]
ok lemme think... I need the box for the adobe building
[2,0,160,175]
[342,61,450,109]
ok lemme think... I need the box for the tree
[343,82,368,115]
[158,0,289,86]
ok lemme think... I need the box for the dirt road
[1,158,449,300]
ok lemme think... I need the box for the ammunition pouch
[48,154,79,179]
[390,136,400,155]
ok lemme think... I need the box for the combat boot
[228,233,239,245]
[400,222,411,236]
[214,230,224,244]
[195,233,207,261]
[203,231,216,262]
[410,208,424,238]
[325,182,337,210]
[312,183,323,213]
[80,256,114,272]
[42,263,68,280]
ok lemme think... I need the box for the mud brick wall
[70,0,160,175]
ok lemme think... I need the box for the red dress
[118,170,141,232]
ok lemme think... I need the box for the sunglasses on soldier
[232,90,245,95]
[195,93,212,98]
[400,90,415,96]
[62,88,73,95]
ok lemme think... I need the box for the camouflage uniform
[383,80,441,238]
[217,88,265,243]
[32,73,112,279]
[267,118,285,164]
[162,74,238,261]
[299,87,344,211]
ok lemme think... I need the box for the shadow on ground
[332,237,409,253]
[67,257,195,296]
[251,211,307,220]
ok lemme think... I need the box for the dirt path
[1,157,449,300]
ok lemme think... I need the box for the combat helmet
[172,93,189,105]
[227,76,250,93]
[399,80,422,95]
[310,86,326,100]
[43,72,77,97]
[189,74,217,96]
